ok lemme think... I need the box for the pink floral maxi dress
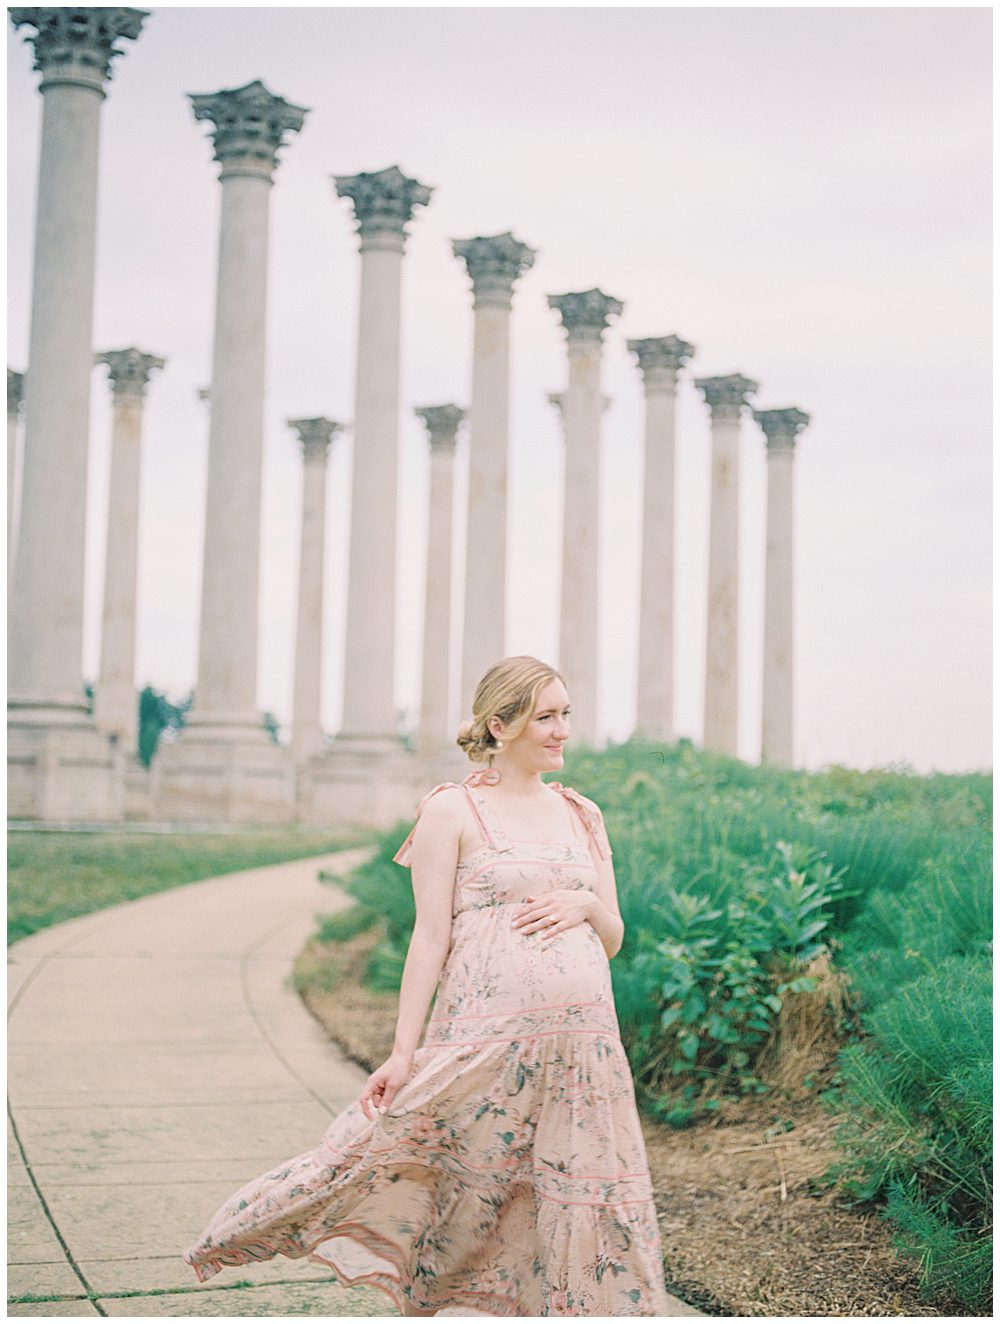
[183,769,671,1316]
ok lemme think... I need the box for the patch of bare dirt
[294,933,969,1318]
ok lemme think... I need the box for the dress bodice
[392,770,613,921]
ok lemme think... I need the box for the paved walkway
[7,850,697,1318]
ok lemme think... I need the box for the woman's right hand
[358,1049,414,1120]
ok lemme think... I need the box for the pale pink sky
[7,6,992,772]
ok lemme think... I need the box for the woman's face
[495,678,572,769]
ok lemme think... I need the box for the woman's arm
[359,791,462,1119]
[584,862,625,959]
[391,791,461,1056]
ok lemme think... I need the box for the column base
[296,733,417,829]
[153,726,295,825]
[296,738,472,830]
[123,753,156,821]
[7,710,124,822]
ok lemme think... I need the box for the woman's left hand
[510,889,596,941]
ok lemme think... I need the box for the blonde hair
[456,656,566,764]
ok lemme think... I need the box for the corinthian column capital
[452,232,536,309]
[288,416,343,464]
[695,373,759,422]
[548,288,624,344]
[189,80,308,183]
[95,348,165,400]
[415,404,465,451]
[628,335,696,390]
[10,7,148,93]
[333,164,433,253]
[8,369,25,417]
[753,407,810,453]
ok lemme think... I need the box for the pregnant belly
[426,911,618,1047]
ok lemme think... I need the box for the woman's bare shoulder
[411,783,472,834]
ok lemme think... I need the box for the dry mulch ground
[294,931,969,1318]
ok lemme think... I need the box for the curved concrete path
[7,849,697,1318]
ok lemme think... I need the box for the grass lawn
[7,828,376,945]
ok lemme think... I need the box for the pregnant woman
[183,655,671,1316]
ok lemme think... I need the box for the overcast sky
[7,5,992,773]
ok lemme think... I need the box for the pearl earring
[494,740,504,751]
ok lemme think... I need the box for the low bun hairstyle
[456,656,565,764]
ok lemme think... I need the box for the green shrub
[315,904,380,944]
[616,840,847,1099]
[826,956,992,1310]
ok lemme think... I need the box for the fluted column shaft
[334,166,431,743]
[186,81,306,731]
[756,407,809,768]
[346,240,401,739]
[8,9,147,713]
[93,350,163,748]
[549,289,623,746]
[290,419,340,763]
[7,369,24,570]
[695,373,759,756]
[452,234,534,710]
[416,406,463,755]
[199,176,268,719]
[629,337,695,741]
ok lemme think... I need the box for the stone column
[92,348,164,750]
[8,8,146,821]
[548,288,623,746]
[753,407,809,768]
[155,81,306,824]
[331,166,431,749]
[184,80,306,736]
[7,369,24,569]
[414,405,463,757]
[628,335,695,742]
[694,372,759,757]
[451,233,535,712]
[289,417,342,764]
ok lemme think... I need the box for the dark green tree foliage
[137,686,191,766]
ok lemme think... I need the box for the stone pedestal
[331,165,431,752]
[628,335,695,743]
[415,405,464,757]
[754,407,809,768]
[155,80,306,823]
[93,348,164,751]
[548,288,623,746]
[451,232,534,713]
[295,741,422,830]
[694,372,759,757]
[8,368,24,571]
[8,721,125,823]
[289,417,342,764]
[153,734,296,825]
[8,7,147,821]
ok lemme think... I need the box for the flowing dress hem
[185,1223,525,1316]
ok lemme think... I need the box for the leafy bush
[617,841,848,1100]
[315,904,380,944]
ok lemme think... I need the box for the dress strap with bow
[546,782,613,860]
[392,774,502,866]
